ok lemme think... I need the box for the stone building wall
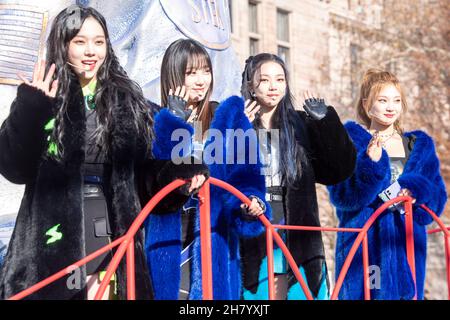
[230,0,449,299]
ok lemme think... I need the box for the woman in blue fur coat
[328,69,447,300]
[145,39,270,300]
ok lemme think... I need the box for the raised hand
[366,131,383,162]
[397,188,416,204]
[244,99,260,123]
[18,60,58,98]
[187,174,206,193]
[303,90,328,120]
[240,196,265,218]
[168,86,192,120]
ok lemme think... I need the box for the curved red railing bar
[198,180,213,300]
[93,179,187,300]
[420,204,450,299]
[270,197,449,300]
[208,177,314,300]
[330,197,450,300]
[8,179,186,300]
[330,196,415,300]
[6,178,449,301]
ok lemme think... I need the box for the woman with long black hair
[240,53,356,300]
[146,39,270,300]
[0,6,207,300]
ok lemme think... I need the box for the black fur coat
[0,84,206,300]
[241,107,356,298]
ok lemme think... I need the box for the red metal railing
[6,177,450,300]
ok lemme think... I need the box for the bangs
[186,52,210,72]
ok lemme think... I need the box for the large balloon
[0,0,241,254]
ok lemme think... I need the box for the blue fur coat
[145,96,270,300]
[328,122,447,300]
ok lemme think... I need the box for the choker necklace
[378,130,396,138]
[372,129,397,147]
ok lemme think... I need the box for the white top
[260,135,283,187]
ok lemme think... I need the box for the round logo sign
[159,0,231,50]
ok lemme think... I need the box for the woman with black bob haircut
[0,6,207,300]
[146,39,270,300]
[240,53,356,299]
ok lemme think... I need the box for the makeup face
[184,64,212,104]
[67,16,107,85]
[253,61,286,109]
[368,84,402,126]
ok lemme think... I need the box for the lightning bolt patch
[45,224,63,245]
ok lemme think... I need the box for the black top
[389,134,415,183]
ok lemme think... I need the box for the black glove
[303,98,328,120]
[240,195,266,220]
[167,95,192,120]
[157,157,210,196]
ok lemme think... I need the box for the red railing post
[404,199,417,300]
[266,227,275,300]
[332,196,410,299]
[445,234,450,300]
[198,180,213,300]
[362,233,371,300]
[421,205,450,299]
[7,181,450,301]
[7,235,126,300]
[127,238,136,300]
[209,178,313,300]
[94,240,129,300]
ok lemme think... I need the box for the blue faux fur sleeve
[208,96,271,238]
[327,122,391,212]
[328,124,447,225]
[152,108,194,160]
[151,97,271,237]
[397,131,447,225]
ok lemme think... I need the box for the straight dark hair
[241,53,305,186]
[46,5,154,159]
[160,39,214,137]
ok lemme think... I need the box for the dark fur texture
[241,107,357,298]
[145,96,271,299]
[0,84,202,300]
[328,121,447,300]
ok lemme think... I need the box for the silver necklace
[375,130,397,147]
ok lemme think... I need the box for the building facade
[228,0,385,113]
[227,0,449,299]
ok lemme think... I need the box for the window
[249,2,258,33]
[277,10,289,42]
[277,46,290,68]
[248,1,261,55]
[276,9,290,68]
[250,38,259,56]
[228,0,233,33]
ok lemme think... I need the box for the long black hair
[46,5,153,158]
[160,39,214,137]
[241,53,305,186]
